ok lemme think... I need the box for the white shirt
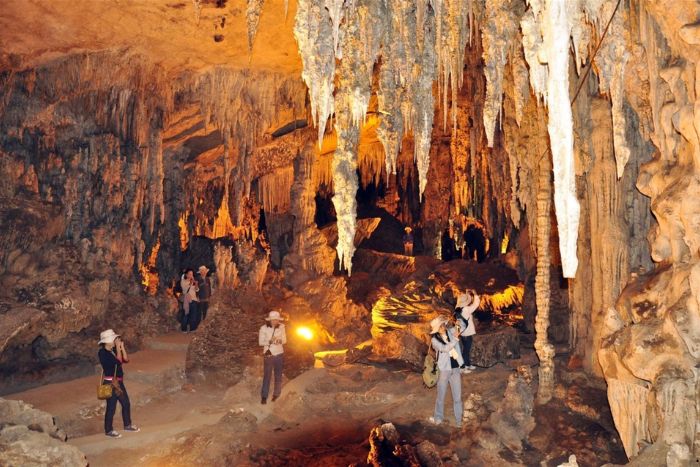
[456,294,480,336]
[181,275,198,302]
[259,324,286,356]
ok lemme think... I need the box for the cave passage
[1,0,697,465]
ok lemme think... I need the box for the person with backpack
[454,289,480,373]
[428,316,463,428]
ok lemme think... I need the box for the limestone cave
[0,0,699,465]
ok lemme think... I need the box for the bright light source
[296,326,314,341]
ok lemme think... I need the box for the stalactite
[534,151,554,404]
[246,0,265,51]
[257,165,295,213]
[593,1,631,178]
[294,0,336,147]
[541,0,579,279]
[481,0,519,147]
[331,6,366,275]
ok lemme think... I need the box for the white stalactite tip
[543,0,579,278]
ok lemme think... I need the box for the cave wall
[0,49,306,390]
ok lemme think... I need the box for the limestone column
[535,152,555,403]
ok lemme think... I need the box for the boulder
[471,326,520,367]
[366,422,421,466]
[0,425,87,467]
[371,328,428,370]
[482,366,535,454]
[0,398,66,441]
[0,398,87,467]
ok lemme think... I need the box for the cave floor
[6,332,627,466]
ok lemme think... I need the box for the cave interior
[1,0,699,465]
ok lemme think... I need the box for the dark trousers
[459,335,473,366]
[104,381,131,433]
[180,302,201,332]
[261,353,284,399]
[199,301,209,321]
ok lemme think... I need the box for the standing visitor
[259,310,286,404]
[428,317,463,428]
[98,329,139,438]
[403,226,414,256]
[455,288,480,373]
[196,265,212,322]
[180,269,200,332]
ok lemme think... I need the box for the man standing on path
[196,265,212,321]
[258,310,286,404]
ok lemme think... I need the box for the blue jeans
[104,380,131,433]
[433,368,462,424]
[261,353,284,399]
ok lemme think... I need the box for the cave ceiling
[0,0,302,75]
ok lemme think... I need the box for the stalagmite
[534,152,554,404]
[541,0,579,279]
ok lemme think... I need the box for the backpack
[422,350,439,388]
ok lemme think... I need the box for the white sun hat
[98,329,120,345]
[429,316,447,334]
[265,310,284,321]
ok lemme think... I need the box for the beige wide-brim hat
[265,310,284,321]
[98,329,120,345]
[198,265,209,273]
[429,317,447,334]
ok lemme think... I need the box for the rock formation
[2,0,700,464]
[0,398,87,466]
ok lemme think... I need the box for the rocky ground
[2,326,627,466]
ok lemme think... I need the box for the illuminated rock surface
[1,0,700,464]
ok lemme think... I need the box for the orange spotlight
[296,326,314,341]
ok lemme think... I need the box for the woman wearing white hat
[98,329,139,438]
[428,316,463,428]
[258,310,286,404]
[454,289,480,373]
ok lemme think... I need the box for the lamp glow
[296,326,314,341]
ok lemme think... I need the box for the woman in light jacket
[455,288,480,373]
[429,316,463,428]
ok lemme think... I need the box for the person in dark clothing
[196,265,212,321]
[403,227,414,256]
[98,329,139,438]
[441,228,457,261]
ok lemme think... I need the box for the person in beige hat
[428,316,463,428]
[258,310,286,404]
[98,329,139,438]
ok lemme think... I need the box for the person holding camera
[258,310,286,404]
[180,268,200,332]
[454,288,480,373]
[428,316,463,428]
[98,329,139,438]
